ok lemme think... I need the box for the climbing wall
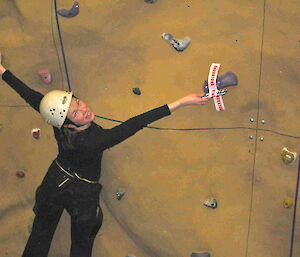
[0,0,299,257]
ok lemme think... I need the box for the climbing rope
[289,155,300,257]
[53,0,72,92]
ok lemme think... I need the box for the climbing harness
[55,159,98,187]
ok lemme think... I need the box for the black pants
[22,161,103,257]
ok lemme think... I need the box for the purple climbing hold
[57,1,80,18]
[191,252,211,257]
[203,71,238,94]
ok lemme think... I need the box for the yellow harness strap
[55,159,98,185]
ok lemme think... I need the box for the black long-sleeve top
[2,70,171,181]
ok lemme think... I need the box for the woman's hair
[62,95,81,127]
[59,95,80,150]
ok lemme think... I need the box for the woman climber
[0,51,211,257]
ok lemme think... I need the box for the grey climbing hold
[144,0,157,3]
[191,252,211,257]
[132,88,141,95]
[161,33,191,52]
[116,189,126,200]
[126,254,136,257]
[203,198,217,209]
[203,72,238,94]
[57,1,80,18]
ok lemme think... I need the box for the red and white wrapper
[208,63,225,111]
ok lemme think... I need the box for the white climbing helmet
[39,90,73,128]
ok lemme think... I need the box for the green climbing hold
[27,224,32,233]
[132,88,141,95]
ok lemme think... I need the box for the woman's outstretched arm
[0,51,44,112]
[0,65,6,74]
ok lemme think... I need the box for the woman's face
[67,98,95,125]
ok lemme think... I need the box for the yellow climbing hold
[283,197,293,208]
[281,147,297,165]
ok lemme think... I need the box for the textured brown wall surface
[0,0,299,257]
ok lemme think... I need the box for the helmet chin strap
[70,122,85,128]
[63,117,85,128]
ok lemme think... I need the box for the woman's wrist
[167,99,184,113]
[0,65,6,75]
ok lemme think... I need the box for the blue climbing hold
[57,1,80,18]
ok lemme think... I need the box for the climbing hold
[27,223,32,233]
[31,128,41,140]
[38,70,52,84]
[191,252,211,257]
[132,88,141,95]
[57,1,80,18]
[203,71,238,94]
[126,255,136,257]
[144,0,157,3]
[116,189,126,200]
[16,171,25,178]
[281,147,297,165]
[283,197,293,208]
[203,198,217,209]
[161,33,191,52]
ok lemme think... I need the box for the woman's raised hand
[168,93,211,113]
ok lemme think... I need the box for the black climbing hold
[132,88,141,95]
[144,0,157,3]
[57,1,80,18]
[16,171,25,178]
